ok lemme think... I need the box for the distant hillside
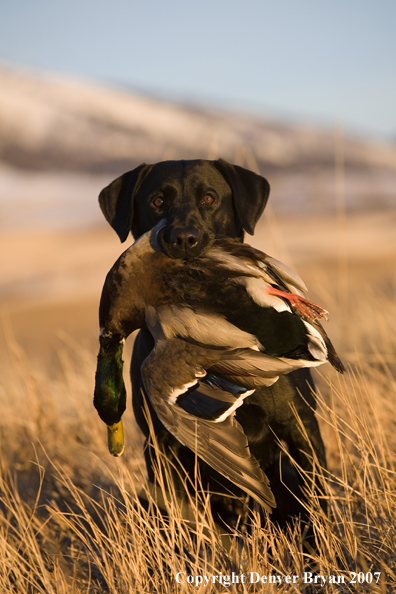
[0,65,395,231]
[1,65,396,174]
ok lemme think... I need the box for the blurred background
[0,0,395,369]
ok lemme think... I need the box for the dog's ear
[99,164,152,242]
[214,159,270,235]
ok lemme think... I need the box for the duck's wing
[207,240,308,296]
[308,321,346,374]
[141,339,276,511]
[206,239,328,316]
[208,348,327,390]
[203,240,344,372]
[151,297,333,374]
[144,385,275,511]
[259,255,308,296]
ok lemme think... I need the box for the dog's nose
[169,227,200,254]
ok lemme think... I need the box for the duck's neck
[94,336,126,426]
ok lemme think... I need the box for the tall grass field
[0,211,395,593]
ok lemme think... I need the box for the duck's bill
[107,420,125,456]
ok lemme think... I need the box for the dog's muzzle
[159,225,206,259]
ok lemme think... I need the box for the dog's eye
[152,197,164,208]
[202,195,215,206]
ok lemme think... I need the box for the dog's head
[99,159,270,259]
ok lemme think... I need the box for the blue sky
[0,0,395,140]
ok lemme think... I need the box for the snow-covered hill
[0,65,395,231]
[1,65,396,173]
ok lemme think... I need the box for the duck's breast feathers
[99,257,146,338]
[98,229,164,337]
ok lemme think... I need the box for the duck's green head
[94,336,127,456]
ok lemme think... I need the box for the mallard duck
[94,221,344,510]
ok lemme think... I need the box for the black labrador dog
[99,159,327,529]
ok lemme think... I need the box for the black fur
[99,159,326,529]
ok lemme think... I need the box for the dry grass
[1,229,396,593]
